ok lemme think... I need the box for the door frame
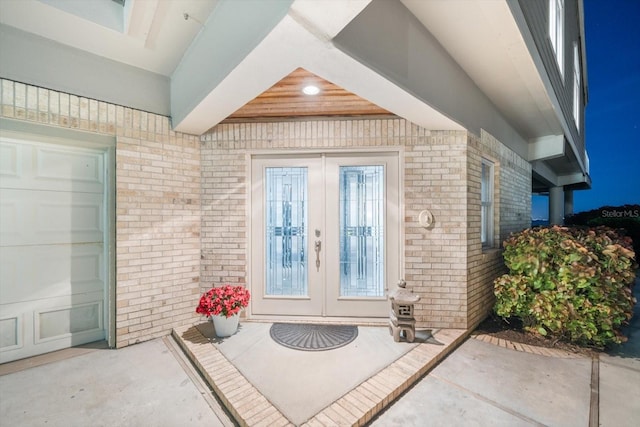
[0,118,116,350]
[246,147,404,323]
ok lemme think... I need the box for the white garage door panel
[0,244,105,304]
[37,299,103,341]
[0,140,104,193]
[0,136,108,363]
[0,315,22,350]
[1,292,105,363]
[0,142,20,178]
[35,146,104,190]
[0,189,104,246]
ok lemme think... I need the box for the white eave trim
[173,7,462,134]
[509,1,588,175]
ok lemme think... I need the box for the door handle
[314,240,321,272]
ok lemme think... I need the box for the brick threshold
[173,324,468,427]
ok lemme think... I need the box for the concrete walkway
[371,338,592,426]
[372,333,640,427]
[598,280,640,427]
[1,278,638,426]
[372,279,640,427]
[0,337,234,427]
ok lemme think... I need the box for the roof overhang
[0,0,589,187]
[399,0,589,185]
[171,0,462,134]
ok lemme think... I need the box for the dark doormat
[269,323,358,351]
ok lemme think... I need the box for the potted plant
[196,285,250,337]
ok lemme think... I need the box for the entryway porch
[173,321,467,426]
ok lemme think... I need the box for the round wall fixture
[418,209,434,228]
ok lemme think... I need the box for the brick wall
[0,78,532,335]
[403,133,469,329]
[201,120,471,328]
[115,135,200,347]
[0,79,202,347]
[466,130,531,328]
[200,144,246,287]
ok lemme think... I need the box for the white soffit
[401,0,561,139]
[174,15,305,133]
[175,0,463,134]
[289,0,372,39]
[0,0,218,75]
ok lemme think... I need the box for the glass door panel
[339,166,385,297]
[265,167,308,297]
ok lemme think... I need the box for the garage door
[0,137,108,363]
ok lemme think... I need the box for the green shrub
[565,204,640,254]
[493,225,637,347]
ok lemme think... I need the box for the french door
[250,152,399,318]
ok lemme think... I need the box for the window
[549,0,564,77]
[481,159,494,248]
[573,42,582,131]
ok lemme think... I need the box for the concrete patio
[173,322,467,426]
[173,315,640,427]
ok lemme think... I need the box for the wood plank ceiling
[224,68,393,121]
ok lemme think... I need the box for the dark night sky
[532,0,640,219]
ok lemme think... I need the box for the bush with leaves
[565,204,640,254]
[494,225,637,347]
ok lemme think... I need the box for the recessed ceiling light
[302,85,320,95]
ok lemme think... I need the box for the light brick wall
[0,78,532,335]
[466,130,531,328]
[201,120,471,328]
[115,135,200,347]
[200,144,246,287]
[199,120,413,288]
[0,79,202,347]
[404,133,469,329]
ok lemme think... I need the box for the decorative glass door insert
[265,167,308,297]
[339,166,385,298]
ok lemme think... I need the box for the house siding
[517,0,585,160]
[0,79,202,348]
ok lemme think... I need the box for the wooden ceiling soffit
[224,68,393,121]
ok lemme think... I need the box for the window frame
[573,42,581,132]
[480,159,495,249]
[549,0,565,77]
